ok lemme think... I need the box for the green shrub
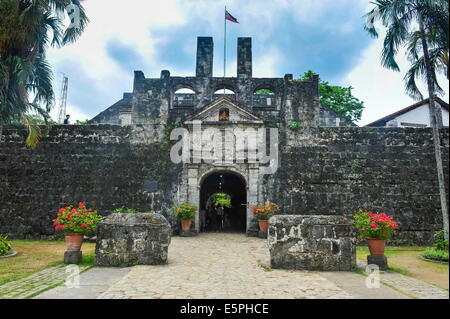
[211,193,232,208]
[112,207,139,214]
[288,121,300,130]
[434,230,448,251]
[422,249,449,262]
[0,234,12,256]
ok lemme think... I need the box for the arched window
[219,108,230,121]
[173,87,196,107]
[253,88,276,108]
[213,86,236,100]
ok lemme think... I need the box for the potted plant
[352,210,399,256]
[251,202,279,233]
[53,202,102,252]
[0,234,15,258]
[172,203,198,231]
[211,193,232,209]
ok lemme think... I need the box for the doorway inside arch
[200,172,247,233]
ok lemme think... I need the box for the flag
[225,10,239,23]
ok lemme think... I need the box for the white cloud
[44,0,449,125]
[342,33,449,126]
[46,0,186,121]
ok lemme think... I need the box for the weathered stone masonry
[0,124,447,244]
[0,36,448,244]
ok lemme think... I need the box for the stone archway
[199,171,247,233]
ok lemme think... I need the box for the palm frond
[404,49,445,100]
[20,113,42,148]
[27,54,54,111]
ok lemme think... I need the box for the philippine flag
[225,10,239,23]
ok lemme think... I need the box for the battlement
[92,36,353,128]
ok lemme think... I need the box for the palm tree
[365,0,449,239]
[0,0,88,147]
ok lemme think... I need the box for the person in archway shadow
[208,207,217,232]
[199,209,207,232]
[216,206,224,231]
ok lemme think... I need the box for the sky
[47,0,449,126]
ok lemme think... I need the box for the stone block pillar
[268,215,356,271]
[247,168,259,236]
[196,37,214,77]
[188,167,200,234]
[237,37,252,78]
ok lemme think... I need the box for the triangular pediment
[184,96,264,125]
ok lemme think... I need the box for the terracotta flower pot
[367,238,386,256]
[259,220,269,233]
[181,219,192,231]
[64,233,84,251]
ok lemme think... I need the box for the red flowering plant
[53,202,102,234]
[251,202,279,220]
[352,210,399,239]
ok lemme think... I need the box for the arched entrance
[199,171,247,233]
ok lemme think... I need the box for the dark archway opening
[200,172,246,233]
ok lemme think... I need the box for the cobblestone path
[356,260,449,299]
[2,234,447,299]
[0,264,91,299]
[99,233,353,299]
[380,272,449,299]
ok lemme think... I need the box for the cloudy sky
[47,0,449,126]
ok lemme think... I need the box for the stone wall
[0,125,448,244]
[266,127,449,245]
[0,124,181,238]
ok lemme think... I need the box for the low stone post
[64,251,82,264]
[268,215,356,271]
[367,255,388,270]
[95,212,171,267]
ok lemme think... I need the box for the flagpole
[224,5,227,86]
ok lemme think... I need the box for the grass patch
[356,246,428,259]
[23,253,95,299]
[386,266,410,276]
[356,245,449,290]
[422,249,449,262]
[0,240,95,286]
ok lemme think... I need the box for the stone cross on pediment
[184,96,264,125]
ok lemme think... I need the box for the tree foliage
[364,0,449,100]
[298,70,364,122]
[0,0,88,147]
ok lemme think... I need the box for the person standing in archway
[209,207,217,232]
[199,209,207,232]
[216,206,224,231]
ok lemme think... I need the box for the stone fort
[0,37,448,244]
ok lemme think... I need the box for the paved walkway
[97,233,408,299]
[356,260,449,299]
[0,264,91,299]
[1,233,448,299]
[35,267,130,299]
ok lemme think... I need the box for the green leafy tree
[298,70,364,122]
[365,0,449,239]
[0,0,88,147]
[75,119,90,125]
